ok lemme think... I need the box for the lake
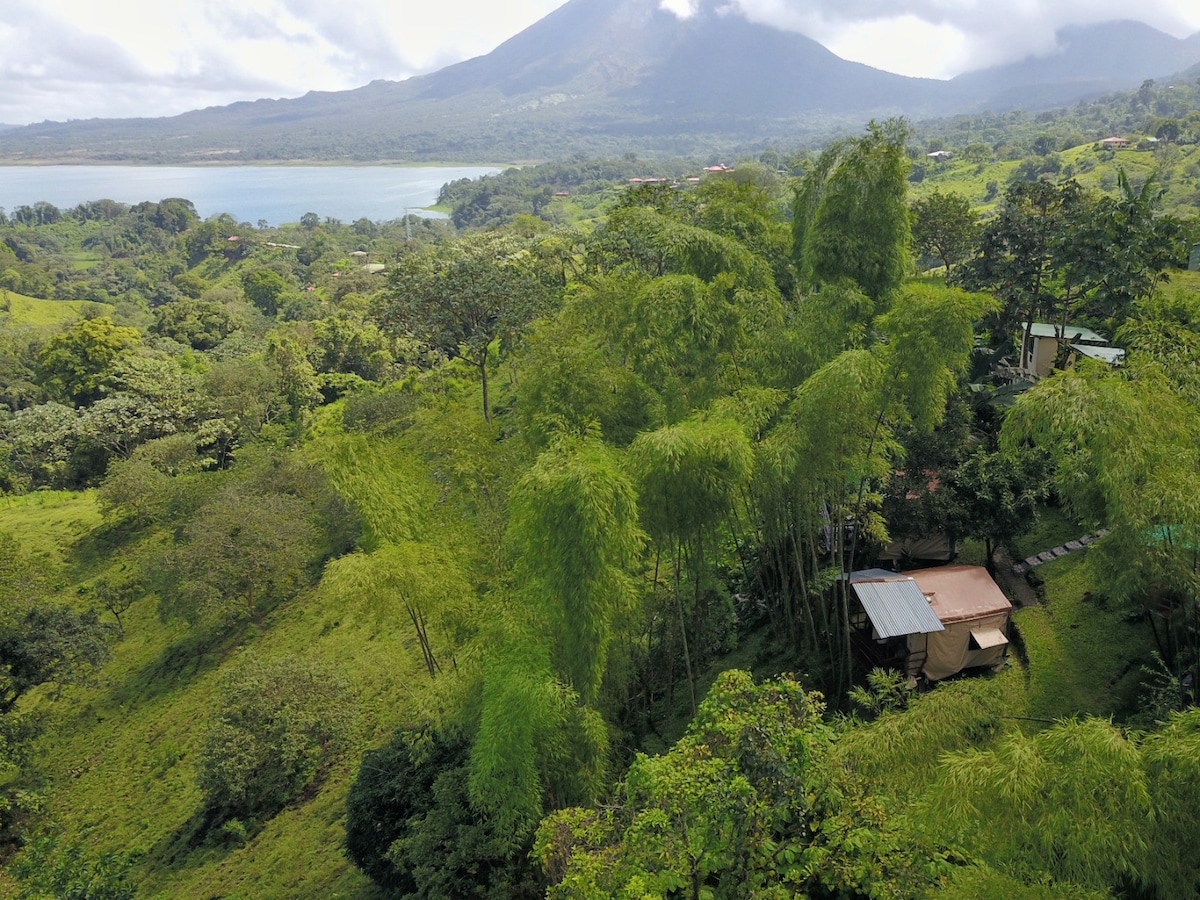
[0,165,502,225]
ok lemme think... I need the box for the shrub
[197,654,352,821]
[345,726,539,899]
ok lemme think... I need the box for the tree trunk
[478,350,491,423]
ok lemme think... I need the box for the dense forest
[1,114,1200,898]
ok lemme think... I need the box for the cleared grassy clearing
[1014,550,1153,721]
[1,483,436,896]
[0,290,113,327]
[911,141,1200,217]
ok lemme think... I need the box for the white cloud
[659,0,699,17]
[0,0,566,124]
[3,0,1200,124]
[727,0,1200,77]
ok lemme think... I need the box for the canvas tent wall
[903,565,1013,681]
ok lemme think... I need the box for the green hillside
[3,124,1200,898]
[0,292,113,328]
[911,140,1200,217]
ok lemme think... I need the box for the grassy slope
[912,141,1200,216]
[0,479,443,897]
[0,494,1162,896]
[0,291,113,327]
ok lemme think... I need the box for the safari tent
[904,565,1013,681]
[848,565,1013,682]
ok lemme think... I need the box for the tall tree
[629,416,753,713]
[911,189,979,277]
[537,671,948,900]
[471,435,643,837]
[376,230,558,421]
[957,179,1074,358]
[35,316,141,407]
[793,118,913,304]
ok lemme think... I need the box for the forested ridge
[1,118,1200,898]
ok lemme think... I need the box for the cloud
[711,0,1200,77]
[4,0,1200,123]
[0,0,565,124]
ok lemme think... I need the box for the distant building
[1099,136,1129,148]
[927,150,952,161]
[1018,322,1123,379]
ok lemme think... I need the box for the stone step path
[1012,528,1109,576]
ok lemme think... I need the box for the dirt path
[993,547,1039,607]
[996,529,1108,608]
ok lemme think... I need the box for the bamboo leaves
[470,436,644,836]
[508,435,643,705]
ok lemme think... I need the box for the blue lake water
[0,165,502,225]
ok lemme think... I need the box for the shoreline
[0,159,526,169]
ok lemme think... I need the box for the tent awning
[969,627,1009,650]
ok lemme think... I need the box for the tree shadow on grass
[107,624,245,708]
[142,803,252,877]
[67,517,145,580]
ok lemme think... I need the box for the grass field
[0,492,422,897]
[0,290,113,327]
[911,140,1200,217]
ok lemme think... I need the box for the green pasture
[0,290,113,328]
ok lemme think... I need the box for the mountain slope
[951,20,1200,110]
[1,2,1198,163]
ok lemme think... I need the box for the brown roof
[902,565,1012,624]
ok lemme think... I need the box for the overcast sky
[3,0,1200,126]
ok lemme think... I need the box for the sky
[3,0,1200,126]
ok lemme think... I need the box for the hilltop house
[848,565,1013,682]
[1099,136,1129,149]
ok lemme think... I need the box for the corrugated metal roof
[849,570,945,639]
[1072,344,1125,365]
[1024,322,1107,343]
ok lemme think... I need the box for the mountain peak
[2,8,1199,163]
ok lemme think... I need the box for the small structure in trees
[1017,322,1123,379]
[848,565,1013,682]
[878,533,954,565]
[878,470,955,566]
[847,569,944,681]
[905,565,1013,681]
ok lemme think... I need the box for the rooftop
[1072,344,1125,365]
[849,569,945,639]
[1024,322,1108,344]
[902,565,1013,625]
